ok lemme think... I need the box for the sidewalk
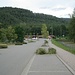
[22,54,73,75]
[49,39,75,73]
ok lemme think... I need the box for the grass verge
[51,39,75,54]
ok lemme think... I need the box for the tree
[69,8,75,42]
[59,25,67,36]
[6,26,17,42]
[0,23,3,28]
[0,28,7,42]
[15,25,25,43]
[41,24,49,38]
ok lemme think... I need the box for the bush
[48,48,56,54]
[44,40,48,44]
[15,42,23,45]
[42,44,49,47]
[36,48,47,55]
[42,44,47,47]
[23,42,27,44]
[36,47,56,55]
[0,44,8,48]
[28,40,34,43]
[41,40,49,47]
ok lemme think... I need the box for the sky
[0,0,75,18]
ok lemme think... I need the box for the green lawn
[51,39,75,54]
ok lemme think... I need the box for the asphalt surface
[0,39,44,75]
[27,55,73,75]
[21,39,74,75]
[0,39,75,75]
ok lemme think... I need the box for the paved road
[0,39,44,75]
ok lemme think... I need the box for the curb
[21,54,36,75]
[56,54,75,75]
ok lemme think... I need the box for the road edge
[56,54,75,75]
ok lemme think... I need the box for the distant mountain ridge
[0,7,69,27]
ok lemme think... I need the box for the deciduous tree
[41,24,49,38]
[6,26,17,42]
[15,25,24,43]
[69,8,75,42]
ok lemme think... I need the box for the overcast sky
[0,0,75,18]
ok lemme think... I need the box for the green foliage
[52,39,75,54]
[15,42,23,45]
[23,42,27,44]
[68,8,75,42]
[0,7,68,36]
[0,28,7,42]
[48,48,56,54]
[0,44,8,48]
[36,48,47,55]
[28,40,35,43]
[36,47,56,55]
[15,25,25,43]
[44,40,48,44]
[0,26,17,43]
[6,26,17,42]
[41,24,49,38]
[42,40,49,47]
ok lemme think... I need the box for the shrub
[42,44,47,47]
[42,40,49,47]
[15,42,23,45]
[44,40,48,44]
[28,40,35,43]
[23,42,27,44]
[36,48,47,55]
[0,44,8,48]
[48,48,56,54]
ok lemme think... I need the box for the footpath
[21,39,75,75]
[49,39,75,73]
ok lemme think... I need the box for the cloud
[40,5,67,11]
[33,5,74,18]
[0,0,74,18]
[51,5,66,11]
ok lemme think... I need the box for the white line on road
[21,54,36,75]
[29,71,69,73]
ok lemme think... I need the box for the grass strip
[51,39,75,54]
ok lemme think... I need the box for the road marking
[29,71,69,73]
[21,54,36,75]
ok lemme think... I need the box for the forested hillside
[0,7,69,36]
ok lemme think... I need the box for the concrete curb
[56,54,75,75]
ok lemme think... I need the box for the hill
[0,7,69,35]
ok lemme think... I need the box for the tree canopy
[41,24,49,38]
[0,7,70,43]
[69,8,75,42]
